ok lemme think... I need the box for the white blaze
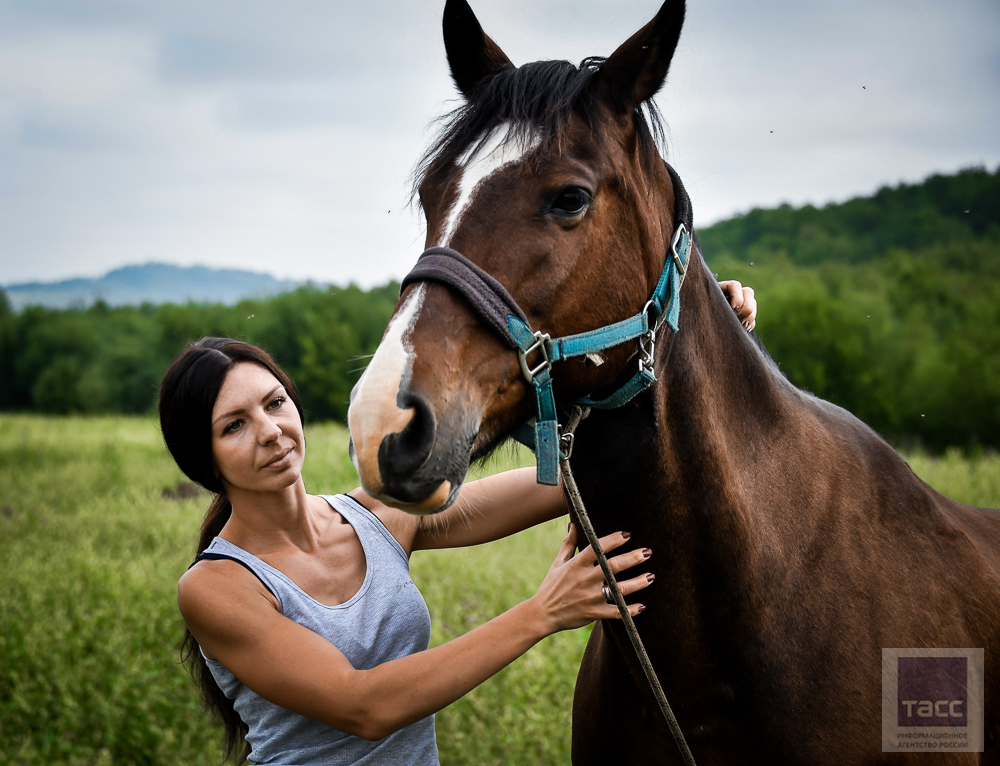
[348,284,427,490]
[437,124,539,247]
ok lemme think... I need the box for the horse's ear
[591,0,685,114]
[443,0,514,99]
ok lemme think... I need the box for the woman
[162,285,756,764]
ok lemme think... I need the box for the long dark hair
[158,337,304,763]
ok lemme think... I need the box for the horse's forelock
[411,56,667,206]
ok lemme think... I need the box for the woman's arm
[178,526,652,741]
[411,466,566,551]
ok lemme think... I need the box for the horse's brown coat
[349,1,1000,762]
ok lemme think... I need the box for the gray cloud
[0,0,997,287]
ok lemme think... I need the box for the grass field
[1,414,999,765]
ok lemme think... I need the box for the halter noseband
[400,163,695,485]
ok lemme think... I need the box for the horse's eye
[550,188,591,217]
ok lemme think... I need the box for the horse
[347,0,1000,762]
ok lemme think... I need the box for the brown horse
[348,0,1000,762]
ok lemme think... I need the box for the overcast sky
[1,0,998,287]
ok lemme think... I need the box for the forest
[1,165,998,451]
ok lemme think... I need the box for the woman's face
[210,362,305,495]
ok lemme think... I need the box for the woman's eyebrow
[212,385,283,426]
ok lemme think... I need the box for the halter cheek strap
[399,162,695,485]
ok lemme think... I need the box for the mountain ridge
[3,262,306,311]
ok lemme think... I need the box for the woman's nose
[258,415,282,443]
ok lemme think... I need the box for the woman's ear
[591,0,686,114]
[443,0,514,99]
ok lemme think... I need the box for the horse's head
[349,0,687,513]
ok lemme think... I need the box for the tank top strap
[321,494,410,566]
[193,550,278,600]
[199,537,290,613]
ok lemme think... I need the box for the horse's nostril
[378,390,436,484]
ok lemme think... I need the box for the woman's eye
[224,419,243,434]
[267,396,285,411]
[550,188,591,216]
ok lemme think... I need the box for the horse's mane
[412,57,667,202]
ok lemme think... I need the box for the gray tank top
[200,494,438,765]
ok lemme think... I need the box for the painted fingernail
[642,548,652,558]
[638,605,646,613]
[621,531,631,540]
[647,573,655,583]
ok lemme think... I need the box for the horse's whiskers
[456,495,487,531]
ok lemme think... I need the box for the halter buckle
[518,331,552,384]
[638,324,656,375]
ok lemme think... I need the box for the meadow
[1,414,999,765]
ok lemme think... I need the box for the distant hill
[699,165,1000,267]
[2,263,307,311]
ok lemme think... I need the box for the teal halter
[400,163,695,485]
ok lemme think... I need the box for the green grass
[1,414,998,765]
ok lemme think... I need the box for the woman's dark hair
[158,337,304,764]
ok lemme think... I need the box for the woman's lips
[262,446,293,470]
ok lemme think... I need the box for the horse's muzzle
[349,380,475,515]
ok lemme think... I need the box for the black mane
[413,57,667,201]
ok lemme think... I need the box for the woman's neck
[220,479,329,555]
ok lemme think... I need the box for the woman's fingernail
[621,531,631,540]
[638,605,646,613]
[647,573,655,583]
[642,548,652,558]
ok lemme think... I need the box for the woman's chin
[225,468,304,497]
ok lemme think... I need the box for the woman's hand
[530,526,653,634]
[719,280,757,332]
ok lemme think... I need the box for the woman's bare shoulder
[178,558,281,657]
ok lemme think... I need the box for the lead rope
[559,405,698,766]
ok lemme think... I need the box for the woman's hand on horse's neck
[718,280,757,331]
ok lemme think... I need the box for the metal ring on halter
[602,584,614,604]
[559,430,575,460]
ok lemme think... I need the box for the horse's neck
[575,251,800,576]
[660,251,795,505]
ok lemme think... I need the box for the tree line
[701,165,1000,451]
[1,166,997,451]
[0,283,399,425]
